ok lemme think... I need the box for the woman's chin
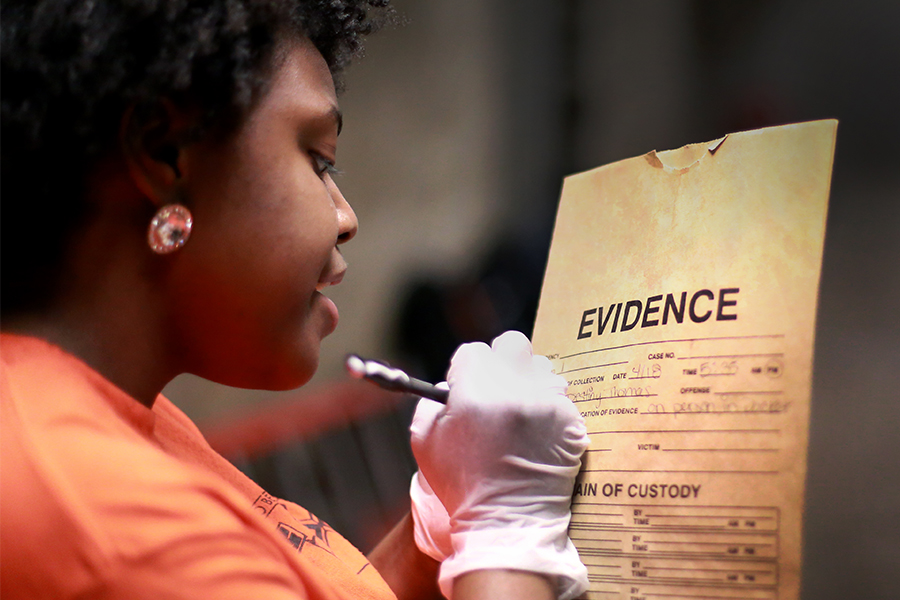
[313,290,340,337]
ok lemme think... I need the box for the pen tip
[345,354,366,378]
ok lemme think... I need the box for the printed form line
[642,410,787,415]
[569,526,779,536]
[642,515,775,521]
[561,361,628,374]
[645,594,771,600]
[661,448,780,452]
[582,469,780,475]
[575,394,658,403]
[560,334,785,361]
[587,429,781,435]
[678,353,784,360]
[646,540,775,545]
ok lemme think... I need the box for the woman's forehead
[257,37,340,124]
[273,37,338,100]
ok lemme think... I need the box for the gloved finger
[531,353,556,376]
[525,354,568,399]
[531,354,562,378]
[449,340,492,369]
[543,371,569,395]
[447,341,492,385]
[409,397,445,443]
[490,330,534,371]
[416,469,437,494]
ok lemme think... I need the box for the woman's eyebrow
[330,106,344,136]
[303,104,343,140]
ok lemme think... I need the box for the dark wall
[399,1,900,596]
[495,2,900,598]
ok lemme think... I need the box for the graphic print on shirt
[277,522,310,551]
[252,491,288,517]
[293,510,334,555]
[254,491,335,556]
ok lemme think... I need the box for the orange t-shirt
[0,333,397,600]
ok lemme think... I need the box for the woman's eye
[312,154,341,179]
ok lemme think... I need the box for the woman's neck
[4,200,179,408]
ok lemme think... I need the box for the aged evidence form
[532,120,837,600]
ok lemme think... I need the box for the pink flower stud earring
[148,204,193,254]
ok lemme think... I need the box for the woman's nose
[330,179,357,244]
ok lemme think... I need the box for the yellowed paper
[532,120,837,600]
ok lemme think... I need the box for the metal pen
[345,354,449,404]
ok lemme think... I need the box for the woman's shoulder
[0,334,311,597]
[0,333,241,518]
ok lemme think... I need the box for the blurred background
[163,1,900,597]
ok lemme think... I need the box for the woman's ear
[119,99,195,206]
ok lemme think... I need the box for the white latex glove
[409,470,452,562]
[409,331,590,600]
[410,382,453,563]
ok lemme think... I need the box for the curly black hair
[1,0,391,316]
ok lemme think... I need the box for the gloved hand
[409,331,590,600]
[409,470,452,562]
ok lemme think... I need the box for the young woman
[1,2,589,599]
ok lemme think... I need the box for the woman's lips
[317,269,345,290]
[317,251,347,290]
[315,254,346,335]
